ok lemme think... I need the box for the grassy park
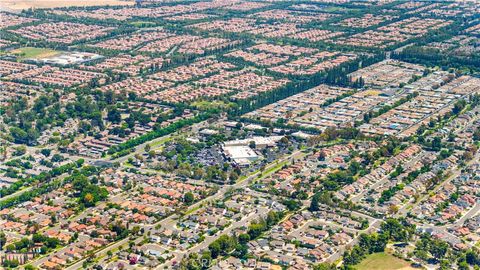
[12,47,60,60]
[355,253,418,270]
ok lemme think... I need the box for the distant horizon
[0,1,479,269]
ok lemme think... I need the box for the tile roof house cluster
[0,12,37,29]
[97,77,174,97]
[150,58,236,83]
[251,9,336,23]
[247,211,354,267]
[332,17,451,48]
[50,1,232,20]
[164,13,214,21]
[176,37,241,55]
[349,60,425,89]
[223,1,270,11]
[41,237,112,269]
[336,14,398,28]
[336,144,423,201]
[81,54,165,76]
[0,189,76,235]
[0,81,44,107]
[245,84,350,129]
[191,18,342,42]
[139,34,198,54]
[412,163,480,225]
[0,59,37,76]
[5,65,106,88]
[269,53,357,76]
[90,30,171,51]
[101,170,211,214]
[361,74,480,137]
[225,45,356,77]
[10,22,114,44]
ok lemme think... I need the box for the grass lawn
[260,160,288,178]
[130,21,156,27]
[237,160,288,184]
[355,253,416,270]
[149,136,173,148]
[12,47,60,60]
[183,205,202,216]
[192,100,235,111]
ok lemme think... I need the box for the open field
[11,47,60,60]
[355,253,418,270]
[1,0,133,10]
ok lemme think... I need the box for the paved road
[324,219,382,264]
[350,151,426,203]
[453,203,480,227]
[31,193,125,268]
[397,151,480,218]
[64,148,307,269]
[0,146,93,203]
[0,171,73,203]
[158,206,270,269]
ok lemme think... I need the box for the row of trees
[363,92,419,123]
[393,45,480,73]
[0,159,84,199]
[4,233,60,255]
[0,164,98,210]
[229,53,384,117]
[107,111,213,156]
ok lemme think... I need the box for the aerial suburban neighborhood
[0,0,479,270]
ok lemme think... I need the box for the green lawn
[12,47,60,60]
[192,100,235,111]
[183,205,202,216]
[237,159,288,184]
[323,6,349,12]
[354,253,415,270]
[130,21,156,27]
[260,160,288,177]
[149,136,173,148]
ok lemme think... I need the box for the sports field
[11,47,60,60]
[355,253,419,270]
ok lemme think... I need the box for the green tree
[238,233,250,244]
[314,263,336,270]
[107,107,121,123]
[183,192,195,205]
[0,232,6,250]
[208,241,221,258]
[430,239,449,260]
[309,193,320,211]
